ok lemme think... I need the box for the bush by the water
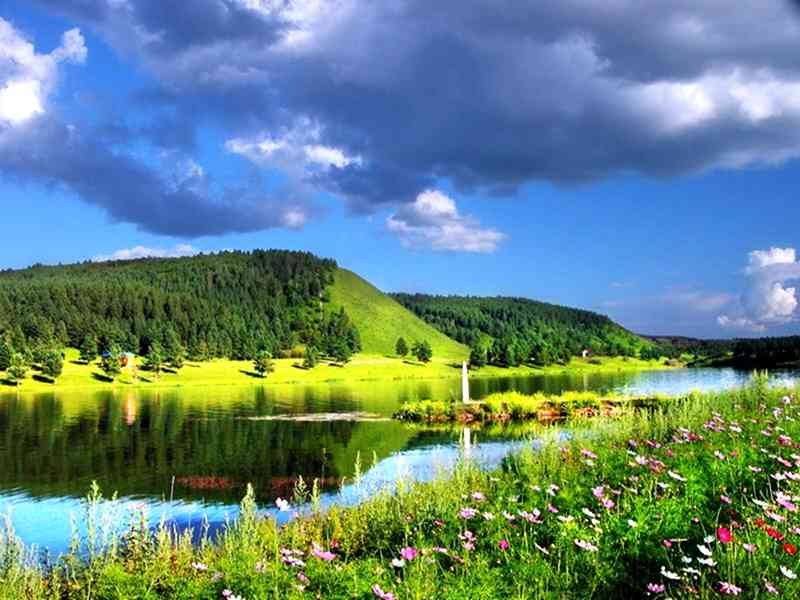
[4,376,800,598]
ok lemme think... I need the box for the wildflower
[646,583,665,593]
[766,511,786,522]
[471,491,486,502]
[766,527,785,541]
[533,542,550,555]
[482,512,495,521]
[459,507,478,519]
[602,497,615,509]
[780,566,796,580]
[697,544,712,557]
[667,470,687,482]
[221,591,244,600]
[580,448,598,460]
[764,580,779,594]
[547,504,559,514]
[498,539,510,551]
[698,557,717,566]
[719,581,742,595]
[297,572,310,585]
[717,527,733,544]
[574,539,599,552]
[592,485,605,499]
[720,495,732,505]
[502,511,516,522]
[582,508,597,519]
[743,543,757,552]
[390,558,405,568]
[191,561,208,571]
[784,542,798,555]
[275,497,291,512]
[254,561,265,573]
[372,584,397,600]
[627,519,638,528]
[662,539,673,548]
[311,545,336,561]
[399,547,418,561]
[660,567,681,581]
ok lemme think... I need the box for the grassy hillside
[328,269,468,359]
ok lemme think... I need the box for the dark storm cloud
[0,116,312,236]
[22,0,800,224]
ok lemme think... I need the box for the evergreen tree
[42,348,64,381]
[412,340,433,363]
[469,342,487,368]
[0,336,12,371]
[395,337,408,357]
[79,335,98,363]
[331,340,352,364]
[7,352,28,385]
[303,345,318,369]
[100,344,122,381]
[144,343,164,378]
[253,350,275,378]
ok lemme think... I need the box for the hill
[328,269,467,359]
[0,250,360,361]
[390,293,651,366]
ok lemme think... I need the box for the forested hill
[390,293,650,365]
[0,250,360,360]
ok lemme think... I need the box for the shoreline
[0,350,678,394]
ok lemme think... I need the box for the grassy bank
[393,390,672,423]
[0,349,674,393]
[3,377,800,598]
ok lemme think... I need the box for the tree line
[0,250,361,380]
[391,293,650,367]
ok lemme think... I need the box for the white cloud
[385,189,506,253]
[718,247,800,331]
[93,244,200,262]
[0,19,86,125]
[225,119,361,172]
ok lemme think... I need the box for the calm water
[1,367,797,554]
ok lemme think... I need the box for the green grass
[0,349,675,393]
[329,268,468,358]
[3,375,800,598]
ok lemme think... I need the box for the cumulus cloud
[93,244,200,262]
[718,247,800,332]
[0,17,316,237]
[386,189,506,253]
[15,0,800,235]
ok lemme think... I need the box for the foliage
[6,352,27,385]
[392,293,650,366]
[395,337,408,357]
[0,336,11,371]
[730,335,800,368]
[302,345,318,369]
[0,250,358,362]
[412,340,433,363]
[330,340,353,365]
[79,334,98,363]
[253,350,275,378]
[143,343,164,377]
[100,345,122,381]
[41,348,64,381]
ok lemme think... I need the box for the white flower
[697,545,713,557]
[391,558,406,568]
[275,498,291,512]
[660,567,681,580]
[627,519,638,528]
[780,566,797,579]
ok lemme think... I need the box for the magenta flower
[459,507,478,519]
[311,545,337,561]
[719,581,742,595]
[646,583,665,593]
[498,539,510,551]
[716,527,733,544]
[399,546,418,561]
[372,584,397,600]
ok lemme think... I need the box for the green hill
[329,269,468,359]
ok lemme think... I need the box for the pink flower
[581,448,598,460]
[717,527,733,544]
[459,507,478,519]
[646,583,665,593]
[399,547,418,561]
[471,491,486,502]
[498,539,510,551]
[311,545,336,561]
[372,584,397,600]
[719,581,742,595]
[720,495,732,505]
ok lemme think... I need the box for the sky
[1,1,800,339]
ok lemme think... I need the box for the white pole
[462,361,469,403]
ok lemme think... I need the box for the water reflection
[0,367,796,553]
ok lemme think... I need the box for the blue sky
[2,1,800,339]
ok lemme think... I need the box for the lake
[1,367,797,554]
